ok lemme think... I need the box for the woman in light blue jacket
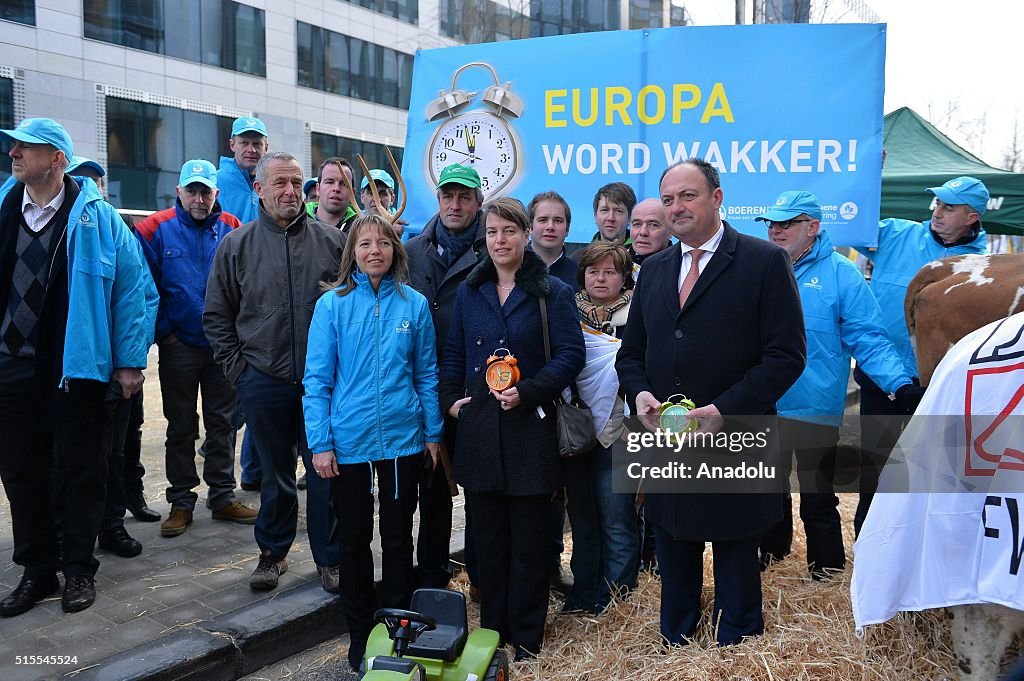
[303,214,443,671]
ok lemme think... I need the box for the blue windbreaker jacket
[866,218,986,377]
[217,157,258,223]
[778,232,912,426]
[134,201,241,347]
[0,176,158,385]
[303,273,444,467]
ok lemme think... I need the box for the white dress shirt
[22,184,67,233]
[677,222,725,291]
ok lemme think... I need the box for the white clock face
[428,110,518,199]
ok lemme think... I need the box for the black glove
[894,383,926,415]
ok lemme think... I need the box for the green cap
[436,164,481,189]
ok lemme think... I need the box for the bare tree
[1002,113,1022,172]
[928,98,989,158]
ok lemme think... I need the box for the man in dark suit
[616,159,805,646]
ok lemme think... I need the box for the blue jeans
[237,410,261,485]
[564,443,640,612]
[234,366,338,565]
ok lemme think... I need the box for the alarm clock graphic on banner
[424,62,524,199]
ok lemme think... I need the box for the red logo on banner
[964,361,1024,477]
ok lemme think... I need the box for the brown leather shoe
[212,501,258,525]
[160,508,193,537]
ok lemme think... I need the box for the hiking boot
[250,553,287,591]
[212,501,258,525]
[160,508,193,537]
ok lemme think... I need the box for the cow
[905,253,1024,386]
[904,253,1024,681]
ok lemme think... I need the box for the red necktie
[678,249,704,308]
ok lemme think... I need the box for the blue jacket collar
[173,198,223,230]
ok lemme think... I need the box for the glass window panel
[381,47,398,109]
[0,0,35,25]
[398,51,413,110]
[227,1,266,76]
[296,21,317,89]
[326,30,348,96]
[198,0,224,68]
[106,96,234,210]
[163,0,202,62]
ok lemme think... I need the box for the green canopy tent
[882,107,1024,235]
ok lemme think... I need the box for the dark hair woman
[440,197,585,660]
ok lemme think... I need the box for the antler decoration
[356,146,407,226]
[337,163,362,218]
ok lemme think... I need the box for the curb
[68,534,468,681]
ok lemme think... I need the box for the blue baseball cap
[927,176,989,215]
[67,156,106,177]
[178,159,217,189]
[755,190,822,223]
[360,169,395,191]
[303,177,318,196]
[0,117,74,159]
[231,116,267,137]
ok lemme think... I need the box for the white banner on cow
[851,312,1024,631]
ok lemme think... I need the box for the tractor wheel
[483,649,509,681]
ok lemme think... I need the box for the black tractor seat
[404,588,469,662]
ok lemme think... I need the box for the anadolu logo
[839,202,859,220]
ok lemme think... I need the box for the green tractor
[361,588,509,681]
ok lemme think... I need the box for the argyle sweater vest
[0,197,70,358]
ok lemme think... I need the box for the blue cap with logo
[926,176,989,215]
[231,116,267,137]
[755,190,822,223]
[0,117,74,159]
[360,169,395,191]
[303,177,318,196]
[179,159,217,189]
[67,156,106,178]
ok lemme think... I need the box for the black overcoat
[440,251,586,496]
[616,222,806,541]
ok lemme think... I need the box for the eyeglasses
[766,218,813,231]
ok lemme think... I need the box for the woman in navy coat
[440,197,585,660]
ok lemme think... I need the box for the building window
[297,22,412,109]
[347,0,418,25]
[1,0,35,25]
[531,0,619,37]
[438,0,529,43]
[310,132,404,185]
[0,77,12,180]
[84,0,266,77]
[105,96,234,210]
[761,0,810,23]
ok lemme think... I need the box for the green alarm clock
[659,394,698,433]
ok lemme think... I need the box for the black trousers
[466,490,551,655]
[758,419,845,576]
[336,454,421,668]
[415,414,456,588]
[0,382,111,579]
[655,526,762,647]
[854,368,912,536]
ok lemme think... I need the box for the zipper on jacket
[285,229,298,383]
[375,288,384,458]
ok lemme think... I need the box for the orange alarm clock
[485,348,520,391]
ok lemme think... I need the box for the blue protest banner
[402,23,885,246]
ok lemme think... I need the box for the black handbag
[539,297,597,458]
